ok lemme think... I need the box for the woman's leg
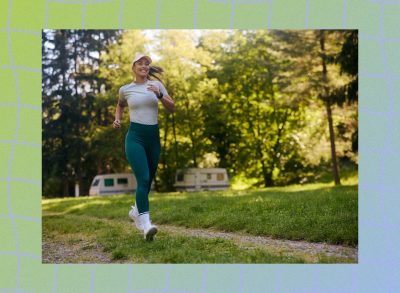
[125,140,151,214]
[145,141,161,194]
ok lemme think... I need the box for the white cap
[132,53,152,66]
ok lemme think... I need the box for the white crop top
[118,80,168,125]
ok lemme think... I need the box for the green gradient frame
[1,0,399,292]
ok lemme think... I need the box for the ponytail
[148,66,164,82]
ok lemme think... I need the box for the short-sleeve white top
[118,80,168,125]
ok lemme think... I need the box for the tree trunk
[326,100,341,185]
[188,117,197,167]
[185,98,197,167]
[161,114,169,170]
[73,35,82,195]
[254,104,269,187]
[63,178,69,197]
[171,113,179,168]
[264,170,273,187]
[319,31,341,186]
[97,160,103,174]
[263,109,289,187]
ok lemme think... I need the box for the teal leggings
[125,122,160,214]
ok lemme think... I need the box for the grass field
[43,181,357,263]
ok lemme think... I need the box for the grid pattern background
[0,0,399,292]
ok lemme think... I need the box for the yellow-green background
[1,0,399,292]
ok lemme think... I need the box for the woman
[113,52,175,241]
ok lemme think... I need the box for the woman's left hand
[147,84,160,98]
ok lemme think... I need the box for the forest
[42,29,358,197]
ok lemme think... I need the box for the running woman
[112,53,175,241]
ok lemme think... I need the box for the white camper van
[89,173,139,196]
[174,168,229,191]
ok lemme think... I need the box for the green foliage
[42,30,358,195]
[42,30,121,197]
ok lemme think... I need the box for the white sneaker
[128,205,143,230]
[138,213,158,241]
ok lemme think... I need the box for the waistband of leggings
[129,121,159,130]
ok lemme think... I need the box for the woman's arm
[113,103,125,128]
[159,95,175,113]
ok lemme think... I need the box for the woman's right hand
[112,119,121,129]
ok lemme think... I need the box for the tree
[154,30,212,189]
[43,30,358,195]
[315,30,358,185]
[335,30,358,153]
[42,30,120,196]
[201,30,309,187]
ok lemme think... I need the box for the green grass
[43,183,358,246]
[43,214,305,263]
[42,182,358,263]
[157,185,357,246]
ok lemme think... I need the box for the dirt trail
[159,224,358,262]
[42,222,357,263]
[42,235,113,264]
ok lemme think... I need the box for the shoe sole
[145,227,158,241]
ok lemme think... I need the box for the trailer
[89,173,154,196]
[174,168,229,191]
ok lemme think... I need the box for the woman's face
[132,58,150,78]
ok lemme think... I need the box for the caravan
[89,173,156,196]
[89,173,138,196]
[174,168,229,191]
